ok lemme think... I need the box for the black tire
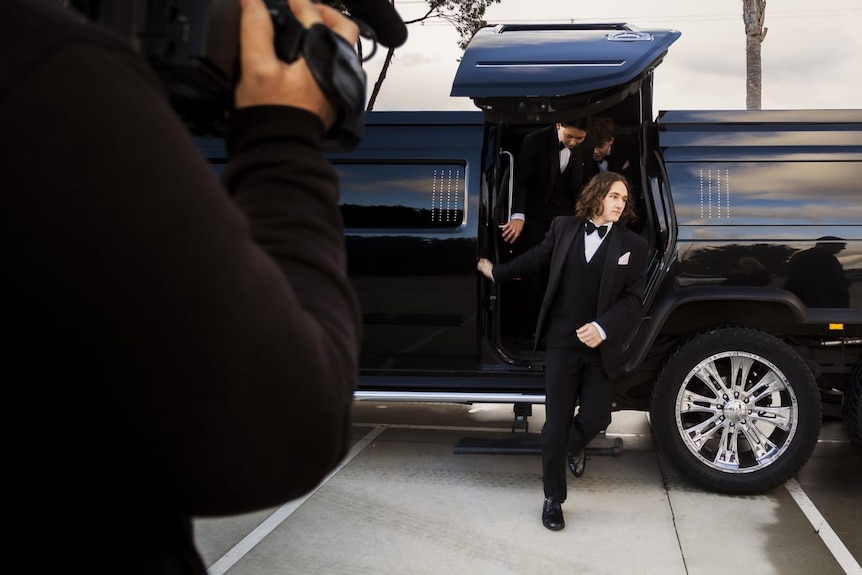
[842,360,862,458]
[650,327,821,494]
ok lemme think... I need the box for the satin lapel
[534,218,580,350]
[598,226,623,313]
[546,131,560,199]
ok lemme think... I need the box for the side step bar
[353,394,625,457]
[354,391,546,404]
[453,434,623,456]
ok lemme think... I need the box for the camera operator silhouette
[784,237,850,308]
[1,0,408,572]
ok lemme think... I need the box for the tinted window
[334,162,466,229]
[667,161,862,225]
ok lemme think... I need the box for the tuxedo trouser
[542,346,612,502]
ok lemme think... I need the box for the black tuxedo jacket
[512,125,590,245]
[494,216,649,378]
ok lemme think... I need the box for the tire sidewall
[842,360,862,458]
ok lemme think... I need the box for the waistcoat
[545,231,609,348]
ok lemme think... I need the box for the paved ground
[194,403,862,575]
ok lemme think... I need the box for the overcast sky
[360,0,862,114]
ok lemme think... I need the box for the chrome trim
[475,61,625,68]
[607,31,653,42]
[820,338,862,347]
[353,391,546,404]
[501,150,514,226]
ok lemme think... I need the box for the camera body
[81,0,366,148]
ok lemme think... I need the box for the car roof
[450,23,681,123]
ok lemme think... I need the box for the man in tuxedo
[588,116,644,231]
[499,120,593,337]
[588,117,641,187]
[478,171,648,531]
[500,119,592,248]
[587,118,632,172]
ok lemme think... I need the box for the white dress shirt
[559,143,571,172]
[585,220,612,262]
[585,219,612,340]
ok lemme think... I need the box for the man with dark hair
[587,116,643,231]
[588,117,640,186]
[498,120,594,337]
[500,119,592,248]
[587,118,621,169]
[2,0,362,572]
[478,171,648,531]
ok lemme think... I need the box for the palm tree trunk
[743,0,768,110]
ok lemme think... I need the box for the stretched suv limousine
[205,23,862,494]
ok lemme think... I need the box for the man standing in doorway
[587,116,644,232]
[499,119,593,338]
[587,117,638,184]
[500,119,592,249]
[478,172,648,531]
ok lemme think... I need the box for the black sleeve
[512,131,542,216]
[581,134,600,182]
[1,30,360,515]
[494,221,557,282]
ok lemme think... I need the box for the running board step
[453,435,623,456]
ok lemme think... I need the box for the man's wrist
[592,321,607,341]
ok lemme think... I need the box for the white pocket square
[618,252,630,265]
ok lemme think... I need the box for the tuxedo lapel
[533,218,580,350]
[548,218,580,290]
[545,129,560,200]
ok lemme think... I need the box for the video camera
[73,0,407,149]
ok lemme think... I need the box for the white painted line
[207,425,387,575]
[785,478,862,575]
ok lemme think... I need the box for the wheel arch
[621,287,808,375]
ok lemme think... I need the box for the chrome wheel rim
[675,351,799,474]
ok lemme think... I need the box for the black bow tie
[585,221,608,238]
[559,141,566,151]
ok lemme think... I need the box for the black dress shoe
[567,449,586,478]
[542,497,565,531]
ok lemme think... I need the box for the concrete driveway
[194,403,861,575]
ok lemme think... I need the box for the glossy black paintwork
[336,106,862,392]
[195,40,861,405]
[658,108,862,311]
[327,113,487,370]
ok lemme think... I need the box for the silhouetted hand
[236,0,360,128]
